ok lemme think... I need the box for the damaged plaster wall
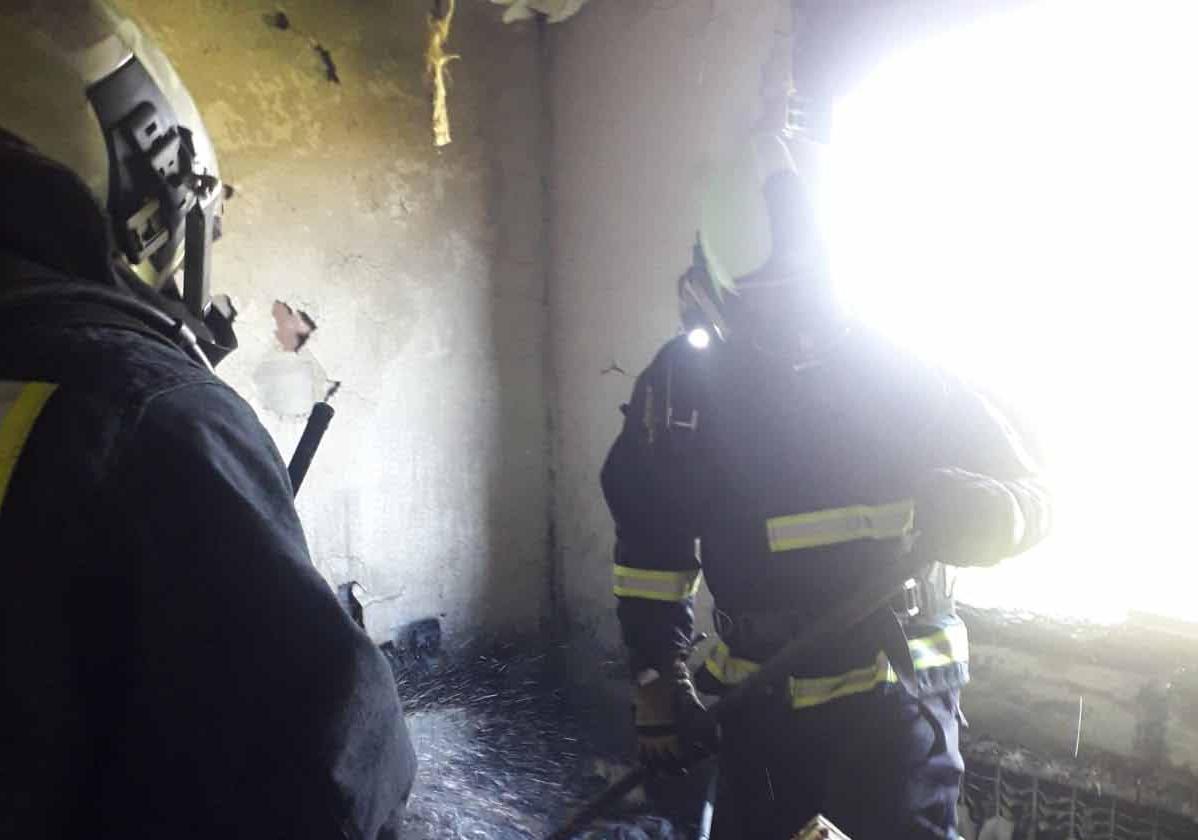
[545,0,794,687]
[120,0,552,644]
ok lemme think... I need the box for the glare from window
[825,1,1198,623]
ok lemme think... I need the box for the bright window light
[826,1,1198,623]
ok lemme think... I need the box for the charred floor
[394,643,690,840]
[389,641,1198,840]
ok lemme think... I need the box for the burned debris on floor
[960,739,1198,840]
[391,642,685,840]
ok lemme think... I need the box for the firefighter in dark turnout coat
[602,137,1050,839]
[0,4,415,836]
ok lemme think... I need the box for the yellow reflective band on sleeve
[0,382,58,512]
[613,565,702,602]
[907,621,969,670]
[703,639,761,685]
[703,622,968,710]
[766,500,915,552]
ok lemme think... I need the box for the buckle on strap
[893,565,957,625]
[891,578,921,618]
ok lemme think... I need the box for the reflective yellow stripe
[766,500,915,552]
[703,640,761,684]
[702,622,968,710]
[0,382,57,511]
[789,651,898,709]
[613,565,701,602]
[908,622,969,669]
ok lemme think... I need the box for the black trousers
[712,688,964,840]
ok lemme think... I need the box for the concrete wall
[546,0,794,669]
[121,0,552,644]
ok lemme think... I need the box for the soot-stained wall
[121,0,552,644]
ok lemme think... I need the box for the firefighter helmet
[688,134,834,342]
[0,0,222,315]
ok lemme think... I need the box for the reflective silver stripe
[0,381,58,511]
[766,500,915,552]
[613,565,702,602]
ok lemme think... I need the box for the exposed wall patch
[272,299,317,352]
[255,300,325,417]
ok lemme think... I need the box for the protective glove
[914,467,1026,567]
[633,660,718,774]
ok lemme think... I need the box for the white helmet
[699,133,828,293]
[1,0,223,320]
[687,134,836,342]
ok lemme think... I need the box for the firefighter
[601,134,1051,839]
[0,3,415,837]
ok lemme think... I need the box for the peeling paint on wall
[312,42,340,84]
[272,299,317,352]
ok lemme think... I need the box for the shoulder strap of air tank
[0,252,188,361]
[0,251,224,370]
[660,336,713,436]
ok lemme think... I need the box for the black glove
[633,660,718,774]
[914,467,1026,567]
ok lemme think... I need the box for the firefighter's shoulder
[845,325,953,404]
[637,332,713,386]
